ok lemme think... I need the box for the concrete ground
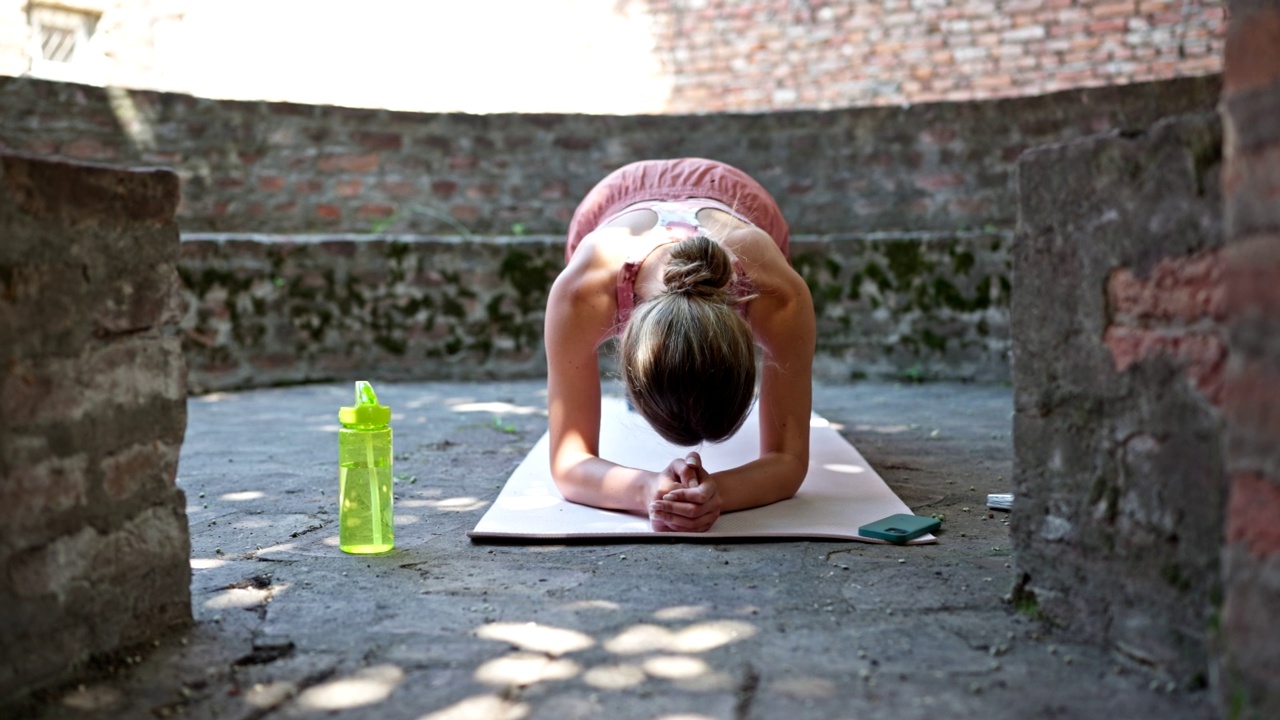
[11,380,1216,720]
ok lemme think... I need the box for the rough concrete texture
[0,75,1220,236]
[176,229,1010,394]
[1218,0,1280,714]
[1010,112,1226,686]
[0,380,1218,719]
[0,153,193,699]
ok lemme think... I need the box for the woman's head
[620,235,757,446]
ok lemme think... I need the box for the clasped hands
[648,451,722,532]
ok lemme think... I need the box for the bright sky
[158,0,673,114]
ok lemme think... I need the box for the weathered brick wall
[178,229,1011,392]
[645,0,1225,112]
[0,74,1218,387]
[0,75,1220,238]
[1218,0,1280,715]
[1010,112,1225,684]
[0,153,191,700]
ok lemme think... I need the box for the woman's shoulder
[725,228,805,296]
[548,231,625,332]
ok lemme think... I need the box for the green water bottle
[338,380,394,554]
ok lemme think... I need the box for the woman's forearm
[710,452,808,512]
[551,455,657,515]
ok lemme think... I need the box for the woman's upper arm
[752,265,817,469]
[544,253,615,479]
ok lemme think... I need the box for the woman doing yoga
[544,158,816,532]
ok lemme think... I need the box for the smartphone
[859,513,941,543]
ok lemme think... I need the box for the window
[28,4,100,63]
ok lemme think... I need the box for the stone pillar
[1218,1,1280,715]
[0,153,191,700]
[1010,112,1225,684]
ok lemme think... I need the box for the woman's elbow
[779,455,808,499]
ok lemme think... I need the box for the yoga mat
[468,397,937,543]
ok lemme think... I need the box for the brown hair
[620,235,757,446]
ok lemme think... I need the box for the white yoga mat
[468,397,936,543]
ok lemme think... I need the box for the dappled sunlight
[399,493,444,507]
[564,599,621,612]
[392,514,421,525]
[295,664,404,711]
[854,423,912,434]
[233,517,276,529]
[220,491,265,501]
[810,416,831,428]
[822,463,867,474]
[254,542,298,555]
[467,614,759,700]
[322,535,340,547]
[417,694,529,720]
[674,621,758,653]
[203,582,289,611]
[495,494,562,511]
[655,716,718,720]
[190,558,227,570]
[404,396,441,410]
[653,605,708,621]
[474,652,580,687]
[421,497,489,513]
[604,620,757,655]
[641,654,711,680]
[196,392,233,403]
[244,681,296,709]
[603,624,669,655]
[106,86,156,152]
[476,622,594,657]
[583,663,646,690]
[448,400,541,416]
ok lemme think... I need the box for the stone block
[0,153,191,702]
[1010,111,1225,683]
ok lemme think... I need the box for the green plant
[490,417,517,434]
[369,215,398,233]
[901,363,925,383]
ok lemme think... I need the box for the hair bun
[662,236,733,301]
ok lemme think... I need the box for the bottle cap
[338,380,391,426]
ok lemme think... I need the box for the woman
[544,158,816,532]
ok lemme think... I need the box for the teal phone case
[859,513,941,543]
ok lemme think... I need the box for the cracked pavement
[8,380,1216,719]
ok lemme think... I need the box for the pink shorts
[564,158,790,263]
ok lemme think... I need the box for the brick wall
[1218,0,1280,715]
[0,153,191,700]
[645,0,1226,112]
[0,74,1220,238]
[0,74,1220,387]
[1010,111,1225,684]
